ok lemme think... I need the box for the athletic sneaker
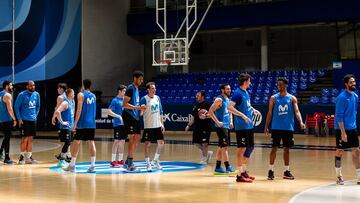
[283,170,295,180]
[110,161,120,167]
[242,171,255,180]
[63,164,75,172]
[117,160,125,165]
[357,176,360,185]
[268,170,275,180]
[336,176,344,185]
[25,156,38,164]
[18,155,25,165]
[55,154,63,160]
[214,167,226,175]
[87,166,96,173]
[146,163,153,172]
[226,166,236,173]
[57,160,67,168]
[126,165,139,172]
[206,151,213,164]
[151,160,163,170]
[4,159,15,165]
[199,156,207,165]
[65,156,72,163]
[236,175,253,183]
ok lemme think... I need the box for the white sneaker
[151,159,162,170]
[199,156,207,165]
[146,163,153,172]
[206,151,213,164]
[63,164,75,173]
[87,166,96,173]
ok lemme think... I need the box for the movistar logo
[278,104,288,115]
[151,104,159,112]
[29,101,36,108]
[87,97,95,104]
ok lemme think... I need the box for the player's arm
[228,101,251,123]
[292,96,305,129]
[264,96,275,136]
[208,98,223,127]
[53,101,69,126]
[335,96,347,142]
[35,93,40,116]
[72,92,84,131]
[230,112,234,129]
[14,93,23,126]
[159,97,165,131]
[3,93,16,126]
[122,88,142,110]
[139,96,147,116]
[107,100,123,122]
[186,106,196,130]
[55,95,64,110]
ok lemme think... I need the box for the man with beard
[0,81,17,164]
[185,90,213,164]
[333,74,360,185]
[15,80,40,164]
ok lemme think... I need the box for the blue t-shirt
[124,83,140,120]
[15,90,40,122]
[214,95,230,129]
[77,90,96,129]
[60,98,75,130]
[271,93,295,131]
[335,90,358,130]
[232,88,253,130]
[108,96,124,127]
[0,91,13,122]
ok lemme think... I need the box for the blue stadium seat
[321,88,330,97]
[309,96,320,104]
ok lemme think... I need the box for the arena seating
[148,69,326,104]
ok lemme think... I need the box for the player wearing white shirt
[140,82,165,172]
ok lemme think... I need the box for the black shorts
[192,127,211,144]
[123,111,141,135]
[271,130,294,148]
[74,128,95,141]
[142,128,164,142]
[58,129,73,142]
[335,129,359,149]
[1,121,13,137]
[236,129,254,148]
[114,125,127,140]
[20,121,36,137]
[215,127,230,148]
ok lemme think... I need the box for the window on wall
[338,21,360,59]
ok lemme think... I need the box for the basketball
[198,109,208,120]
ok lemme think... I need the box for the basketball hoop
[159,60,172,66]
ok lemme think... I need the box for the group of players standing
[0,71,359,184]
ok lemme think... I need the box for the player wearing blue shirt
[231,73,261,183]
[107,85,127,167]
[63,79,97,173]
[52,88,75,168]
[123,71,146,172]
[264,78,305,181]
[333,74,360,185]
[14,81,40,165]
[0,81,17,164]
[209,83,251,175]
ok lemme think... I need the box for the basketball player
[63,79,96,173]
[140,82,165,172]
[334,74,360,185]
[208,83,252,174]
[52,88,75,168]
[264,78,305,180]
[107,85,127,167]
[14,80,40,164]
[231,73,260,183]
[0,81,17,164]
[52,83,71,161]
[185,90,213,164]
[123,71,146,172]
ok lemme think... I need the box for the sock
[90,156,96,167]
[145,157,150,164]
[20,152,25,157]
[128,157,133,166]
[61,152,66,158]
[356,169,360,177]
[224,161,230,169]
[336,167,343,177]
[269,165,274,171]
[154,153,160,161]
[284,165,290,172]
[26,152,32,159]
[335,156,342,177]
[118,153,123,161]
[70,157,76,167]
[216,160,221,169]
[237,166,244,175]
[111,154,116,162]
[242,164,247,172]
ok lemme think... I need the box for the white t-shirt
[140,95,163,129]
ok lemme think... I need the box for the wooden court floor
[0,131,358,203]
